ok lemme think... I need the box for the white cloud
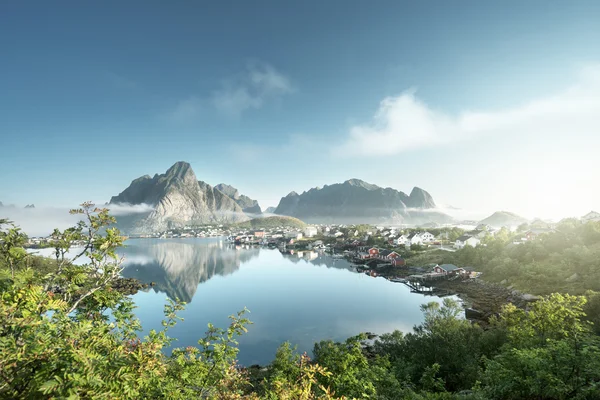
[1,207,81,237]
[336,65,600,156]
[1,203,155,237]
[212,62,293,117]
[106,203,155,216]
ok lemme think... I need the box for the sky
[1,0,600,223]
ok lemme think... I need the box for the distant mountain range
[107,162,452,232]
[0,202,34,209]
[273,179,449,225]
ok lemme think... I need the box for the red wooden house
[391,258,406,266]
[368,247,379,257]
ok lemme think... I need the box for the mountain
[264,206,277,214]
[0,201,3,207]
[110,161,249,233]
[478,211,528,228]
[25,204,35,209]
[214,183,261,215]
[582,211,600,222]
[273,179,450,224]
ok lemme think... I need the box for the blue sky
[1,0,599,220]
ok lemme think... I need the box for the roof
[438,264,461,272]
[407,232,420,239]
[456,235,477,242]
[379,249,392,257]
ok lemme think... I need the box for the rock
[465,308,485,320]
[522,293,540,302]
[500,279,508,285]
[215,183,262,215]
[110,162,250,233]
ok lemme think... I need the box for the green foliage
[479,294,600,399]
[416,220,600,296]
[0,220,28,278]
[311,334,405,399]
[2,206,600,399]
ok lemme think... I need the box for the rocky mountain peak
[164,161,197,183]
[109,161,249,233]
[407,187,436,208]
[343,179,380,191]
[215,184,240,200]
[215,184,261,214]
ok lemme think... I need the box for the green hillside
[234,215,306,230]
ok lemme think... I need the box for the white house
[406,232,423,246]
[394,234,408,245]
[304,226,318,238]
[454,235,481,249]
[420,232,435,243]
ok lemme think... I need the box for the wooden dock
[397,274,453,296]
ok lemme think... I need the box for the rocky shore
[358,264,539,321]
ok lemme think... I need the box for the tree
[0,220,28,278]
[480,294,600,399]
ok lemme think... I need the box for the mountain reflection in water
[120,238,352,302]
[121,238,259,302]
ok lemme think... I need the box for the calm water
[119,237,450,366]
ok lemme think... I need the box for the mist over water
[119,237,452,365]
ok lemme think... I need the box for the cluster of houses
[354,247,406,266]
[454,228,487,249]
[393,231,437,246]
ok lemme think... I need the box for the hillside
[234,216,306,230]
[478,211,528,228]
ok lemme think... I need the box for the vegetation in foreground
[1,205,600,399]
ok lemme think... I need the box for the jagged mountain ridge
[110,162,249,233]
[215,183,261,214]
[273,179,448,224]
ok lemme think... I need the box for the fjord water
[120,238,448,366]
